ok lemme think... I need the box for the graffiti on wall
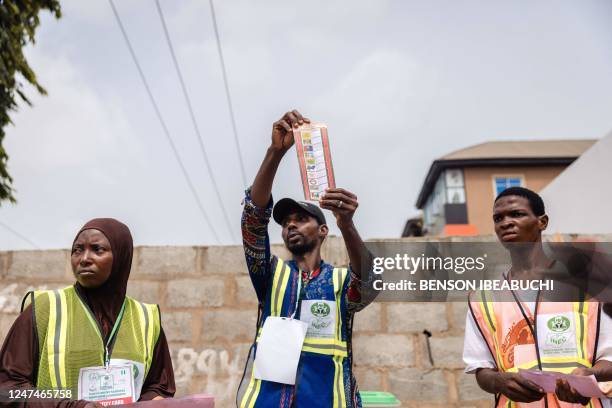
[173,346,249,404]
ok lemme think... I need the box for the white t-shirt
[463,302,612,406]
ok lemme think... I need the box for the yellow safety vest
[25,286,159,398]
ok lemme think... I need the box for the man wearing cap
[237,110,377,408]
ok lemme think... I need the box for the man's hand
[84,402,103,408]
[495,372,546,403]
[319,187,369,284]
[555,368,592,406]
[271,110,310,152]
[319,188,358,230]
[251,110,309,207]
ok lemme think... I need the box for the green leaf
[0,0,61,205]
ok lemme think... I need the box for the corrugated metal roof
[440,139,596,161]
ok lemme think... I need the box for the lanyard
[291,265,322,319]
[77,296,127,368]
[503,271,543,370]
[103,300,127,367]
[290,273,302,319]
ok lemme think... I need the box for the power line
[107,0,220,243]
[208,0,247,187]
[154,0,236,243]
[0,221,39,249]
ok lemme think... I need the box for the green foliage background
[0,0,61,204]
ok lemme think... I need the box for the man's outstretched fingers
[555,379,589,404]
[338,188,357,199]
[292,109,306,125]
[515,375,544,393]
[319,196,355,207]
[320,193,358,208]
[285,111,299,127]
[319,200,356,213]
[501,375,545,402]
[274,120,292,133]
[325,188,357,199]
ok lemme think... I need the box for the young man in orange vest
[463,187,612,407]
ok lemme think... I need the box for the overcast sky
[1,0,612,250]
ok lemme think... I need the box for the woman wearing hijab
[0,218,175,407]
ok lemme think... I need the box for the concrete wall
[464,165,566,235]
[5,235,602,407]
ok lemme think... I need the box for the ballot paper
[519,369,606,398]
[294,123,336,201]
[600,381,612,396]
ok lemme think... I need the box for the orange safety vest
[469,288,603,408]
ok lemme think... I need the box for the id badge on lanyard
[77,300,136,405]
[253,274,309,385]
[78,364,135,405]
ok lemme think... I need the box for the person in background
[0,218,175,407]
[463,187,612,407]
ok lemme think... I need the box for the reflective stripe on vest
[257,260,349,357]
[44,289,68,389]
[240,366,262,408]
[302,267,348,358]
[473,290,506,371]
[33,286,159,394]
[271,259,291,317]
[469,290,602,408]
[242,259,350,408]
[333,354,347,408]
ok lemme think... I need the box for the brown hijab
[73,218,133,341]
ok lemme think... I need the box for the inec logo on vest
[545,315,573,349]
[547,316,570,332]
[544,315,579,355]
[310,302,331,318]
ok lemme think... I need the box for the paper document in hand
[567,374,606,398]
[294,123,336,201]
[519,369,606,398]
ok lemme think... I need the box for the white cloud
[9,52,144,175]
[3,0,612,249]
[316,49,439,141]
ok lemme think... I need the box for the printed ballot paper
[519,369,606,398]
[294,123,336,201]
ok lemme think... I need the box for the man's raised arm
[250,110,309,206]
[241,110,309,302]
[320,188,378,311]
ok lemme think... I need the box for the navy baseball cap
[273,198,327,225]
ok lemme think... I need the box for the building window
[494,176,523,196]
[445,169,466,204]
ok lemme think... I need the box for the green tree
[0,0,61,204]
